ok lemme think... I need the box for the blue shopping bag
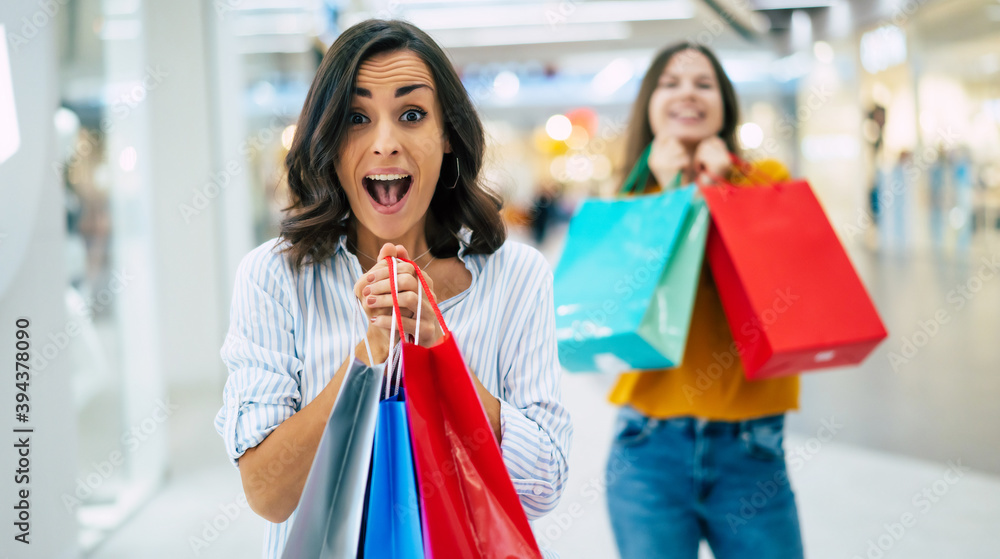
[362,390,424,559]
[554,144,705,373]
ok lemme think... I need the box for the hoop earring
[447,156,460,190]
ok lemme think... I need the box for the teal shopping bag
[638,198,709,366]
[553,144,707,373]
[362,390,424,559]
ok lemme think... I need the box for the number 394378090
[15,318,30,422]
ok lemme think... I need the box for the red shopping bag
[699,172,888,380]
[386,257,542,559]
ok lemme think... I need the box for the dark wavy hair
[622,42,740,190]
[281,19,505,269]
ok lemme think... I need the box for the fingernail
[362,286,371,296]
[367,273,375,282]
[370,316,377,323]
[367,296,376,305]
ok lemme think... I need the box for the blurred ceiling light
[565,126,590,150]
[99,18,142,41]
[549,155,567,181]
[252,81,277,107]
[591,58,634,97]
[54,107,80,136]
[739,123,764,150]
[949,208,967,230]
[592,155,612,181]
[566,155,595,182]
[429,22,630,48]
[493,71,520,100]
[827,0,852,38]
[398,0,503,4]
[103,0,140,16]
[404,0,694,30]
[281,125,296,150]
[54,108,81,162]
[750,102,777,123]
[0,25,20,166]
[723,58,777,83]
[221,0,322,8]
[119,146,137,172]
[232,13,317,36]
[800,134,859,162]
[770,52,812,82]
[483,119,517,144]
[860,25,906,74]
[546,115,573,141]
[236,35,314,54]
[750,13,771,33]
[813,41,834,64]
[751,0,834,8]
[790,10,813,52]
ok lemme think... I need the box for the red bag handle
[385,255,449,341]
[728,153,780,185]
[694,165,738,195]
[696,153,784,194]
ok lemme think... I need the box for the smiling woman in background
[605,43,804,559]
[214,19,571,559]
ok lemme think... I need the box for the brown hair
[281,19,505,269]
[622,42,741,189]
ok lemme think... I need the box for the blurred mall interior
[1,0,999,557]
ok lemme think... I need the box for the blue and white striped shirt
[214,233,572,558]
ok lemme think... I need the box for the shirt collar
[334,227,476,266]
[335,228,482,311]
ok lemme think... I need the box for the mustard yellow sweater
[608,159,799,420]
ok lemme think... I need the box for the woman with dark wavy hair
[214,19,571,558]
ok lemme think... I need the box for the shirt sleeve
[214,242,303,468]
[498,262,573,520]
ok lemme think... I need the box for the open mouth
[363,173,412,212]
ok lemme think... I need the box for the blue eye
[349,113,369,125]
[401,109,427,123]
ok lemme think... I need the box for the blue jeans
[606,407,804,559]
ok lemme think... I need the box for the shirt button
[532,486,544,496]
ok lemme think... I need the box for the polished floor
[88,227,1000,558]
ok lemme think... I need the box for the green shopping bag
[554,144,708,373]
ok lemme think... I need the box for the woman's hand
[359,243,444,347]
[647,134,691,188]
[692,136,732,183]
[648,135,733,187]
[352,250,393,365]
